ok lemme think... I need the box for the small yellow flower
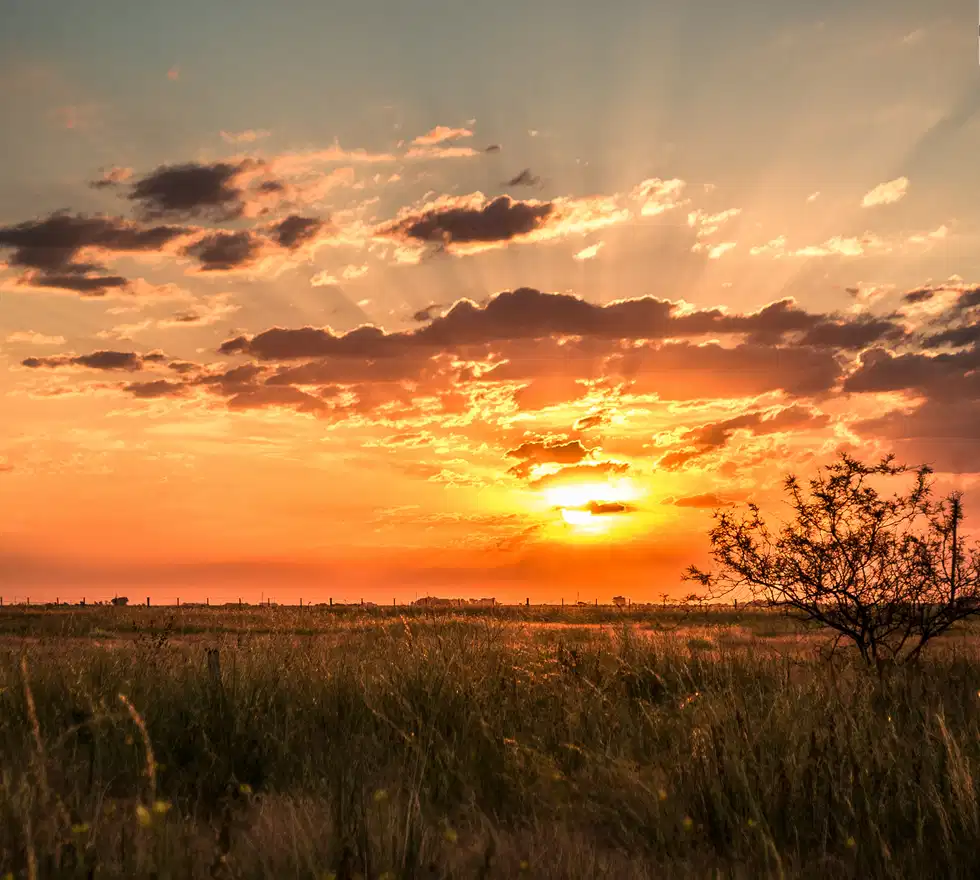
[444,827,458,844]
[152,799,171,815]
[747,818,756,828]
[373,788,388,803]
[135,804,152,827]
[238,783,252,795]
[845,836,856,849]
[682,816,694,831]
[71,822,90,835]
[658,788,668,802]
[519,861,530,872]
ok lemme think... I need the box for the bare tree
[683,452,980,670]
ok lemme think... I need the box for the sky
[1,0,978,604]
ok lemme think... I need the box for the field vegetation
[2,604,980,879]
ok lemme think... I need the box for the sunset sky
[1,0,977,603]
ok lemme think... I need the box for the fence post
[146,596,150,607]
[329,597,333,607]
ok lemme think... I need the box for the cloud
[806,191,820,203]
[750,233,887,259]
[380,194,553,246]
[221,288,898,364]
[861,176,909,207]
[506,438,593,477]
[403,145,480,160]
[528,461,630,490]
[5,331,66,345]
[270,215,324,249]
[89,166,133,189]
[411,125,473,146]
[687,208,741,237]
[184,231,263,271]
[667,492,740,508]
[22,350,145,371]
[506,169,540,187]
[128,160,263,221]
[220,129,271,144]
[0,212,190,295]
[573,242,604,261]
[691,241,736,259]
[681,405,831,451]
[377,193,629,257]
[123,379,187,398]
[631,178,687,216]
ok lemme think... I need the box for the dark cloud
[852,399,980,474]
[843,347,980,399]
[380,197,553,245]
[0,212,188,295]
[412,303,443,323]
[226,385,334,414]
[581,500,635,515]
[184,231,261,271]
[902,288,936,305]
[271,215,323,249]
[123,379,186,398]
[23,350,144,371]
[194,363,267,396]
[656,449,706,471]
[528,461,629,489]
[23,273,130,295]
[574,412,607,431]
[505,169,540,187]
[129,161,254,220]
[506,438,592,477]
[222,289,852,360]
[667,493,738,508]
[684,405,830,450]
[797,314,905,350]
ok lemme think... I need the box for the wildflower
[373,788,388,803]
[238,783,252,796]
[152,799,171,815]
[444,827,458,844]
[747,818,756,828]
[135,804,152,827]
[71,822,90,835]
[658,788,668,802]
[682,816,694,831]
[519,861,530,872]
[846,836,856,849]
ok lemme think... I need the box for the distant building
[613,595,628,607]
[111,596,129,607]
[412,596,497,608]
[413,597,453,608]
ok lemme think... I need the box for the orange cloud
[861,176,909,207]
[411,125,474,146]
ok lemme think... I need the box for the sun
[539,477,643,538]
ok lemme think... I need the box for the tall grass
[1,612,979,878]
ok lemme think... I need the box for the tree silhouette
[683,452,980,670]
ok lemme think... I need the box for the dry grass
[1,606,979,878]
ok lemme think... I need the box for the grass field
[2,604,980,879]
